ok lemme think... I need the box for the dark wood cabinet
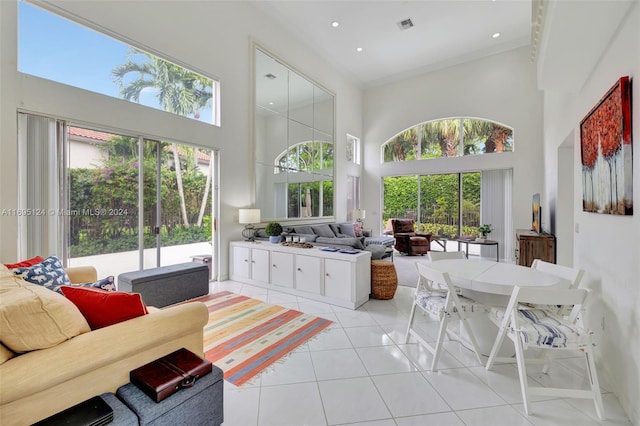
[516,229,556,266]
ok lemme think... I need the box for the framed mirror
[254,46,335,221]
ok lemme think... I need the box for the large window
[383,173,480,238]
[18,1,219,125]
[382,118,513,162]
[18,113,217,281]
[383,170,512,260]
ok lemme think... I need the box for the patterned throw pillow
[60,276,116,295]
[12,256,71,292]
[353,222,364,237]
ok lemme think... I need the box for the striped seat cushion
[493,307,592,348]
[414,291,487,316]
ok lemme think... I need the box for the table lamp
[352,209,366,224]
[239,209,261,241]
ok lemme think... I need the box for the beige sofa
[0,264,209,425]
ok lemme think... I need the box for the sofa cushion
[329,223,342,236]
[339,223,356,237]
[311,224,336,238]
[4,256,45,269]
[12,255,71,292]
[0,276,90,352]
[60,286,149,330]
[293,225,315,235]
[316,236,365,250]
[0,342,15,365]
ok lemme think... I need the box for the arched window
[381,118,513,162]
[274,141,334,174]
[272,141,334,217]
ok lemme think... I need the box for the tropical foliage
[69,136,211,257]
[383,118,513,162]
[383,173,482,238]
[113,49,214,227]
[276,141,334,173]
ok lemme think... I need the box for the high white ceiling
[250,0,532,87]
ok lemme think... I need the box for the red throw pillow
[4,256,45,269]
[60,286,149,330]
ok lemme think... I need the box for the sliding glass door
[66,126,215,278]
[383,171,508,259]
[17,113,217,281]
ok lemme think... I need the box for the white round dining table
[427,259,571,296]
[424,259,572,356]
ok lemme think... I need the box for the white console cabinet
[229,241,371,309]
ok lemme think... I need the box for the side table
[454,238,499,262]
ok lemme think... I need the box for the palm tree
[421,119,459,157]
[113,50,213,227]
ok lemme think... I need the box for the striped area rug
[196,291,333,386]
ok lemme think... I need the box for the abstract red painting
[580,76,633,215]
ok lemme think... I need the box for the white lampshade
[239,209,261,224]
[352,209,366,220]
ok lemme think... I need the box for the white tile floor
[211,281,632,426]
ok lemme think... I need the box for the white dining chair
[485,285,604,420]
[418,251,466,293]
[405,262,486,371]
[531,259,584,289]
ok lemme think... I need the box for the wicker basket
[370,260,398,300]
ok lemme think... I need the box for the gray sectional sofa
[255,222,394,251]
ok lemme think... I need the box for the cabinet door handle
[244,259,248,262]
[297,268,302,272]
[251,260,255,263]
[325,273,330,277]
[272,264,277,268]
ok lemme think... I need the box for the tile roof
[68,126,211,162]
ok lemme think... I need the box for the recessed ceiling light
[269,102,274,105]
[356,47,363,52]
[331,21,339,28]
[397,18,414,31]
[492,32,501,38]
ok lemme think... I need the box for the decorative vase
[269,236,282,244]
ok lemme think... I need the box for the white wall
[0,1,363,279]
[542,3,639,422]
[363,47,544,246]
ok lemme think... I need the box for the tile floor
[211,281,632,426]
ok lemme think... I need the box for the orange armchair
[391,219,432,255]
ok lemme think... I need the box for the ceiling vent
[397,18,414,30]
[264,73,277,79]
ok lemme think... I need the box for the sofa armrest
[393,232,413,242]
[0,301,208,406]
[65,266,98,284]
[415,232,433,243]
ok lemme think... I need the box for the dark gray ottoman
[116,364,224,426]
[100,392,138,425]
[118,263,209,307]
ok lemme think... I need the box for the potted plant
[477,224,494,242]
[265,222,283,243]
